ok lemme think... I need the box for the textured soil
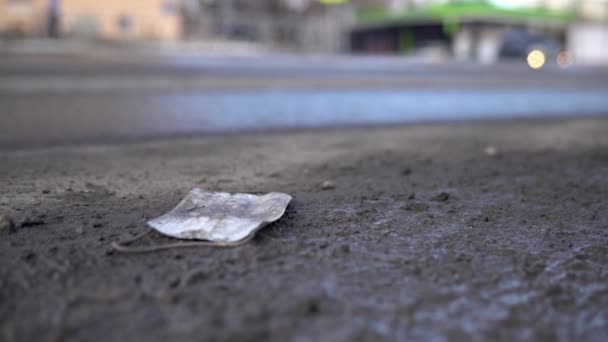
[1,117,608,341]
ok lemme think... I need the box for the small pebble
[22,251,36,262]
[321,180,335,190]
[338,244,350,253]
[20,216,45,228]
[404,202,429,212]
[0,215,15,233]
[432,192,450,202]
[484,146,498,157]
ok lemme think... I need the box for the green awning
[357,1,576,26]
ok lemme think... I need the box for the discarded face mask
[150,187,292,242]
[112,188,291,252]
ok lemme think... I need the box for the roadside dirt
[1,117,608,341]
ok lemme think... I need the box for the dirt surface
[1,117,608,341]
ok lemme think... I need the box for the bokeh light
[557,51,574,68]
[527,50,546,69]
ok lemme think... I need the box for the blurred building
[2,0,606,63]
[60,0,181,40]
[181,0,355,53]
[350,0,608,65]
[1,0,351,50]
[0,0,47,37]
[0,0,182,40]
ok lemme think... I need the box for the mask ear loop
[111,228,255,253]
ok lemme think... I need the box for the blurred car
[499,28,562,63]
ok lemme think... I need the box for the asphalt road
[1,54,608,148]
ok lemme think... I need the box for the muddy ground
[1,117,608,341]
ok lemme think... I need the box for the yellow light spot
[557,51,573,68]
[527,50,546,69]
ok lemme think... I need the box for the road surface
[1,54,608,148]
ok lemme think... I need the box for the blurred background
[1,0,607,146]
[1,0,607,64]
